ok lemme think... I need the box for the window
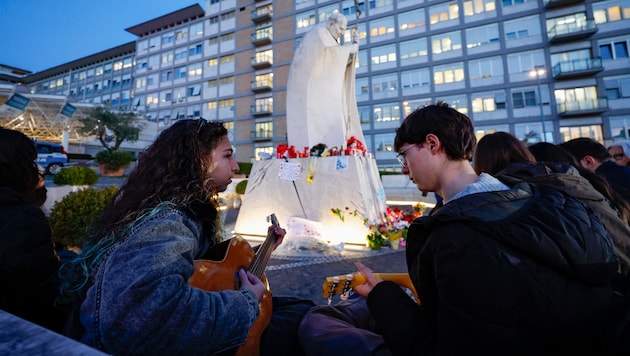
[399,38,428,61]
[429,2,459,25]
[512,88,537,108]
[472,91,506,112]
[433,63,465,84]
[604,76,630,98]
[507,50,545,74]
[594,0,630,24]
[207,101,218,110]
[188,64,202,78]
[464,0,496,16]
[219,76,235,86]
[221,11,235,21]
[599,39,630,60]
[546,13,589,38]
[220,54,235,65]
[188,85,201,97]
[175,67,187,79]
[398,8,426,35]
[317,4,338,22]
[371,73,399,96]
[431,30,462,54]
[369,0,394,11]
[221,32,235,43]
[161,70,173,82]
[208,57,218,67]
[468,56,503,80]
[342,0,365,17]
[161,52,173,65]
[162,32,174,45]
[502,0,535,6]
[369,17,395,41]
[189,23,203,38]
[253,27,272,41]
[559,125,603,143]
[254,49,273,65]
[371,44,397,68]
[207,79,218,88]
[400,68,431,89]
[296,11,316,32]
[466,23,499,49]
[189,44,203,56]
[373,102,401,129]
[175,28,188,41]
[504,15,540,40]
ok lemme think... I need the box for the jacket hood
[412,181,618,287]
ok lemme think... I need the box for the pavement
[222,208,409,305]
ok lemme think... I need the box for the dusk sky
[0,0,204,73]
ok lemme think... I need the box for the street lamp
[529,65,546,142]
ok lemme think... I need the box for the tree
[79,107,142,151]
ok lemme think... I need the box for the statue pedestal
[234,155,387,246]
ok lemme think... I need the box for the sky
[0,0,205,73]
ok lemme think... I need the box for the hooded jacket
[366,181,619,355]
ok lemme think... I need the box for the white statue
[286,13,366,150]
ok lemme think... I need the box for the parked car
[35,141,68,175]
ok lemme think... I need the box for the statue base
[234,155,387,247]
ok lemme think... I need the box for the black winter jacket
[0,187,65,332]
[367,181,620,355]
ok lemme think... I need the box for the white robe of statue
[286,13,366,150]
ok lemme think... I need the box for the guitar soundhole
[201,239,231,261]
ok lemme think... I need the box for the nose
[401,166,410,175]
[233,160,240,172]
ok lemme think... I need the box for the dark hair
[473,132,536,175]
[59,119,228,300]
[0,127,39,199]
[559,137,611,163]
[394,101,476,161]
[529,142,630,224]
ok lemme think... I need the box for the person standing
[299,103,624,354]
[0,127,66,332]
[59,119,314,355]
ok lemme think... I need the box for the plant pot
[389,238,400,250]
[99,164,125,177]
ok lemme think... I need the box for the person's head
[473,132,535,175]
[91,119,236,238]
[0,127,40,199]
[528,142,580,167]
[559,138,610,172]
[327,13,348,40]
[394,102,476,190]
[608,141,630,167]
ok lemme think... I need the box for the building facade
[19,0,630,169]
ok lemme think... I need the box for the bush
[53,165,98,186]
[96,150,134,170]
[235,179,248,194]
[49,186,118,248]
[236,162,253,176]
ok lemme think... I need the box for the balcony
[548,20,597,43]
[252,6,272,23]
[251,129,273,140]
[251,80,272,93]
[251,54,272,69]
[544,0,584,9]
[251,32,272,46]
[552,58,603,79]
[251,104,272,116]
[557,98,608,116]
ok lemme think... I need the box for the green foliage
[49,186,118,248]
[235,179,248,194]
[53,166,98,186]
[96,150,134,170]
[79,107,143,150]
[236,162,253,176]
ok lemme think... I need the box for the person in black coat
[298,103,624,355]
[0,127,66,332]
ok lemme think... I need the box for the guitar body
[189,236,272,356]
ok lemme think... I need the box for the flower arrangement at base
[331,205,425,250]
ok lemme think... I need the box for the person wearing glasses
[0,127,66,333]
[298,102,625,354]
[608,140,630,167]
[59,119,314,355]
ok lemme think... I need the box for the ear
[580,155,598,171]
[425,134,439,152]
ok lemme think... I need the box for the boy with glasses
[298,102,625,355]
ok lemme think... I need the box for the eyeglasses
[612,153,626,161]
[396,145,417,167]
[196,119,225,140]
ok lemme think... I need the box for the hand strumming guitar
[238,268,266,302]
[352,262,384,298]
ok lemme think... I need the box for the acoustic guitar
[189,214,280,356]
[322,273,421,305]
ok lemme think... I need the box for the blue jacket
[80,205,259,354]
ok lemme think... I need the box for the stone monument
[234,13,387,248]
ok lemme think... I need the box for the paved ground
[223,209,409,305]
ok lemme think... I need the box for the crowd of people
[2,102,630,354]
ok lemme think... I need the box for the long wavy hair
[59,119,228,301]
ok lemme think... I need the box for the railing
[557,98,608,116]
[251,129,273,139]
[250,104,272,115]
[552,58,603,78]
[548,20,597,42]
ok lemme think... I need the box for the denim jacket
[80,205,259,355]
